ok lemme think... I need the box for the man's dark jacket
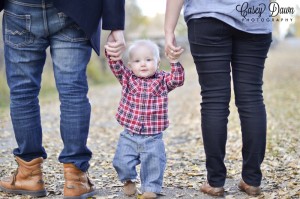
[0,0,125,55]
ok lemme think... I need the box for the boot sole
[63,190,98,199]
[0,185,47,197]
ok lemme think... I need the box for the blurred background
[1,2,299,198]
[0,0,299,110]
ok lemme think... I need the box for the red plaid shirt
[107,56,185,135]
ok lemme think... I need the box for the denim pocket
[250,33,272,44]
[188,17,226,45]
[148,133,163,141]
[120,130,128,137]
[238,31,272,44]
[3,10,33,48]
[57,12,88,42]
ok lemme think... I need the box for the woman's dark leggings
[187,17,272,187]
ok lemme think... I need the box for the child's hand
[165,47,184,63]
[105,30,126,61]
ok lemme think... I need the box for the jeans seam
[42,1,49,37]
[57,23,89,42]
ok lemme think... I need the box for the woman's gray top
[184,0,272,33]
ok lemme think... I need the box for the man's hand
[105,30,126,61]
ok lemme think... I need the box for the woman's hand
[164,0,184,63]
[165,32,184,63]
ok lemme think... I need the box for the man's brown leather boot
[0,156,47,197]
[63,163,97,199]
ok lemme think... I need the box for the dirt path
[0,38,300,199]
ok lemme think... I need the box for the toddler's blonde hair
[128,40,160,62]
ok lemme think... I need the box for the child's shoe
[123,181,136,196]
[141,192,157,199]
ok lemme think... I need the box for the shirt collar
[131,71,159,80]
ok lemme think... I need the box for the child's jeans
[113,130,166,193]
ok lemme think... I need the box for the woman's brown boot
[200,181,224,197]
[238,179,261,196]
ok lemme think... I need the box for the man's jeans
[187,17,272,187]
[113,130,167,193]
[2,0,92,171]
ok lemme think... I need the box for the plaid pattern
[106,55,184,135]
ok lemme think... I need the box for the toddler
[105,39,184,199]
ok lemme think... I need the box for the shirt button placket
[140,81,147,133]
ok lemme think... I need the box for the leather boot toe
[238,179,261,196]
[200,182,224,197]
